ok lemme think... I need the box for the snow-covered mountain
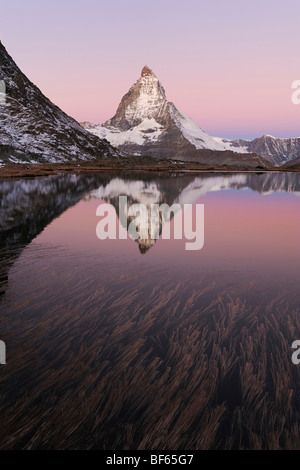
[83,66,266,168]
[83,65,300,167]
[216,135,300,166]
[0,41,118,165]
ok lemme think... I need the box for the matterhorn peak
[141,65,155,77]
[92,65,231,155]
[86,65,267,167]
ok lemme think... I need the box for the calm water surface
[0,171,299,449]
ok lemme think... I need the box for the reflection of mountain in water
[0,173,114,297]
[89,172,300,253]
[89,178,185,254]
[1,171,300,294]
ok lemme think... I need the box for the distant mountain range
[217,135,300,166]
[83,66,300,167]
[0,41,118,165]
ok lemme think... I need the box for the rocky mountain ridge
[83,66,267,169]
[0,41,118,165]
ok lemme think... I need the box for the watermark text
[0,340,6,365]
[292,340,300,365]
[291,80,300,105]
[96,196,204,251]
[0,80,6,105]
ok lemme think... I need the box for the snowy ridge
[0,41,118,165]
[169,104,227,151]
[214,135,300,166]
[89,119,164,149]
[213,137,250,154]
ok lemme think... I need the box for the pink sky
[2,0,300,139]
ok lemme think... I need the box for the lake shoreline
[0,158,298,179]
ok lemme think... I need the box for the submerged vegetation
[0,261,299,449]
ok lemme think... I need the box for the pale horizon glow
[1,0,300,140]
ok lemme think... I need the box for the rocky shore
[0,155,295,179]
